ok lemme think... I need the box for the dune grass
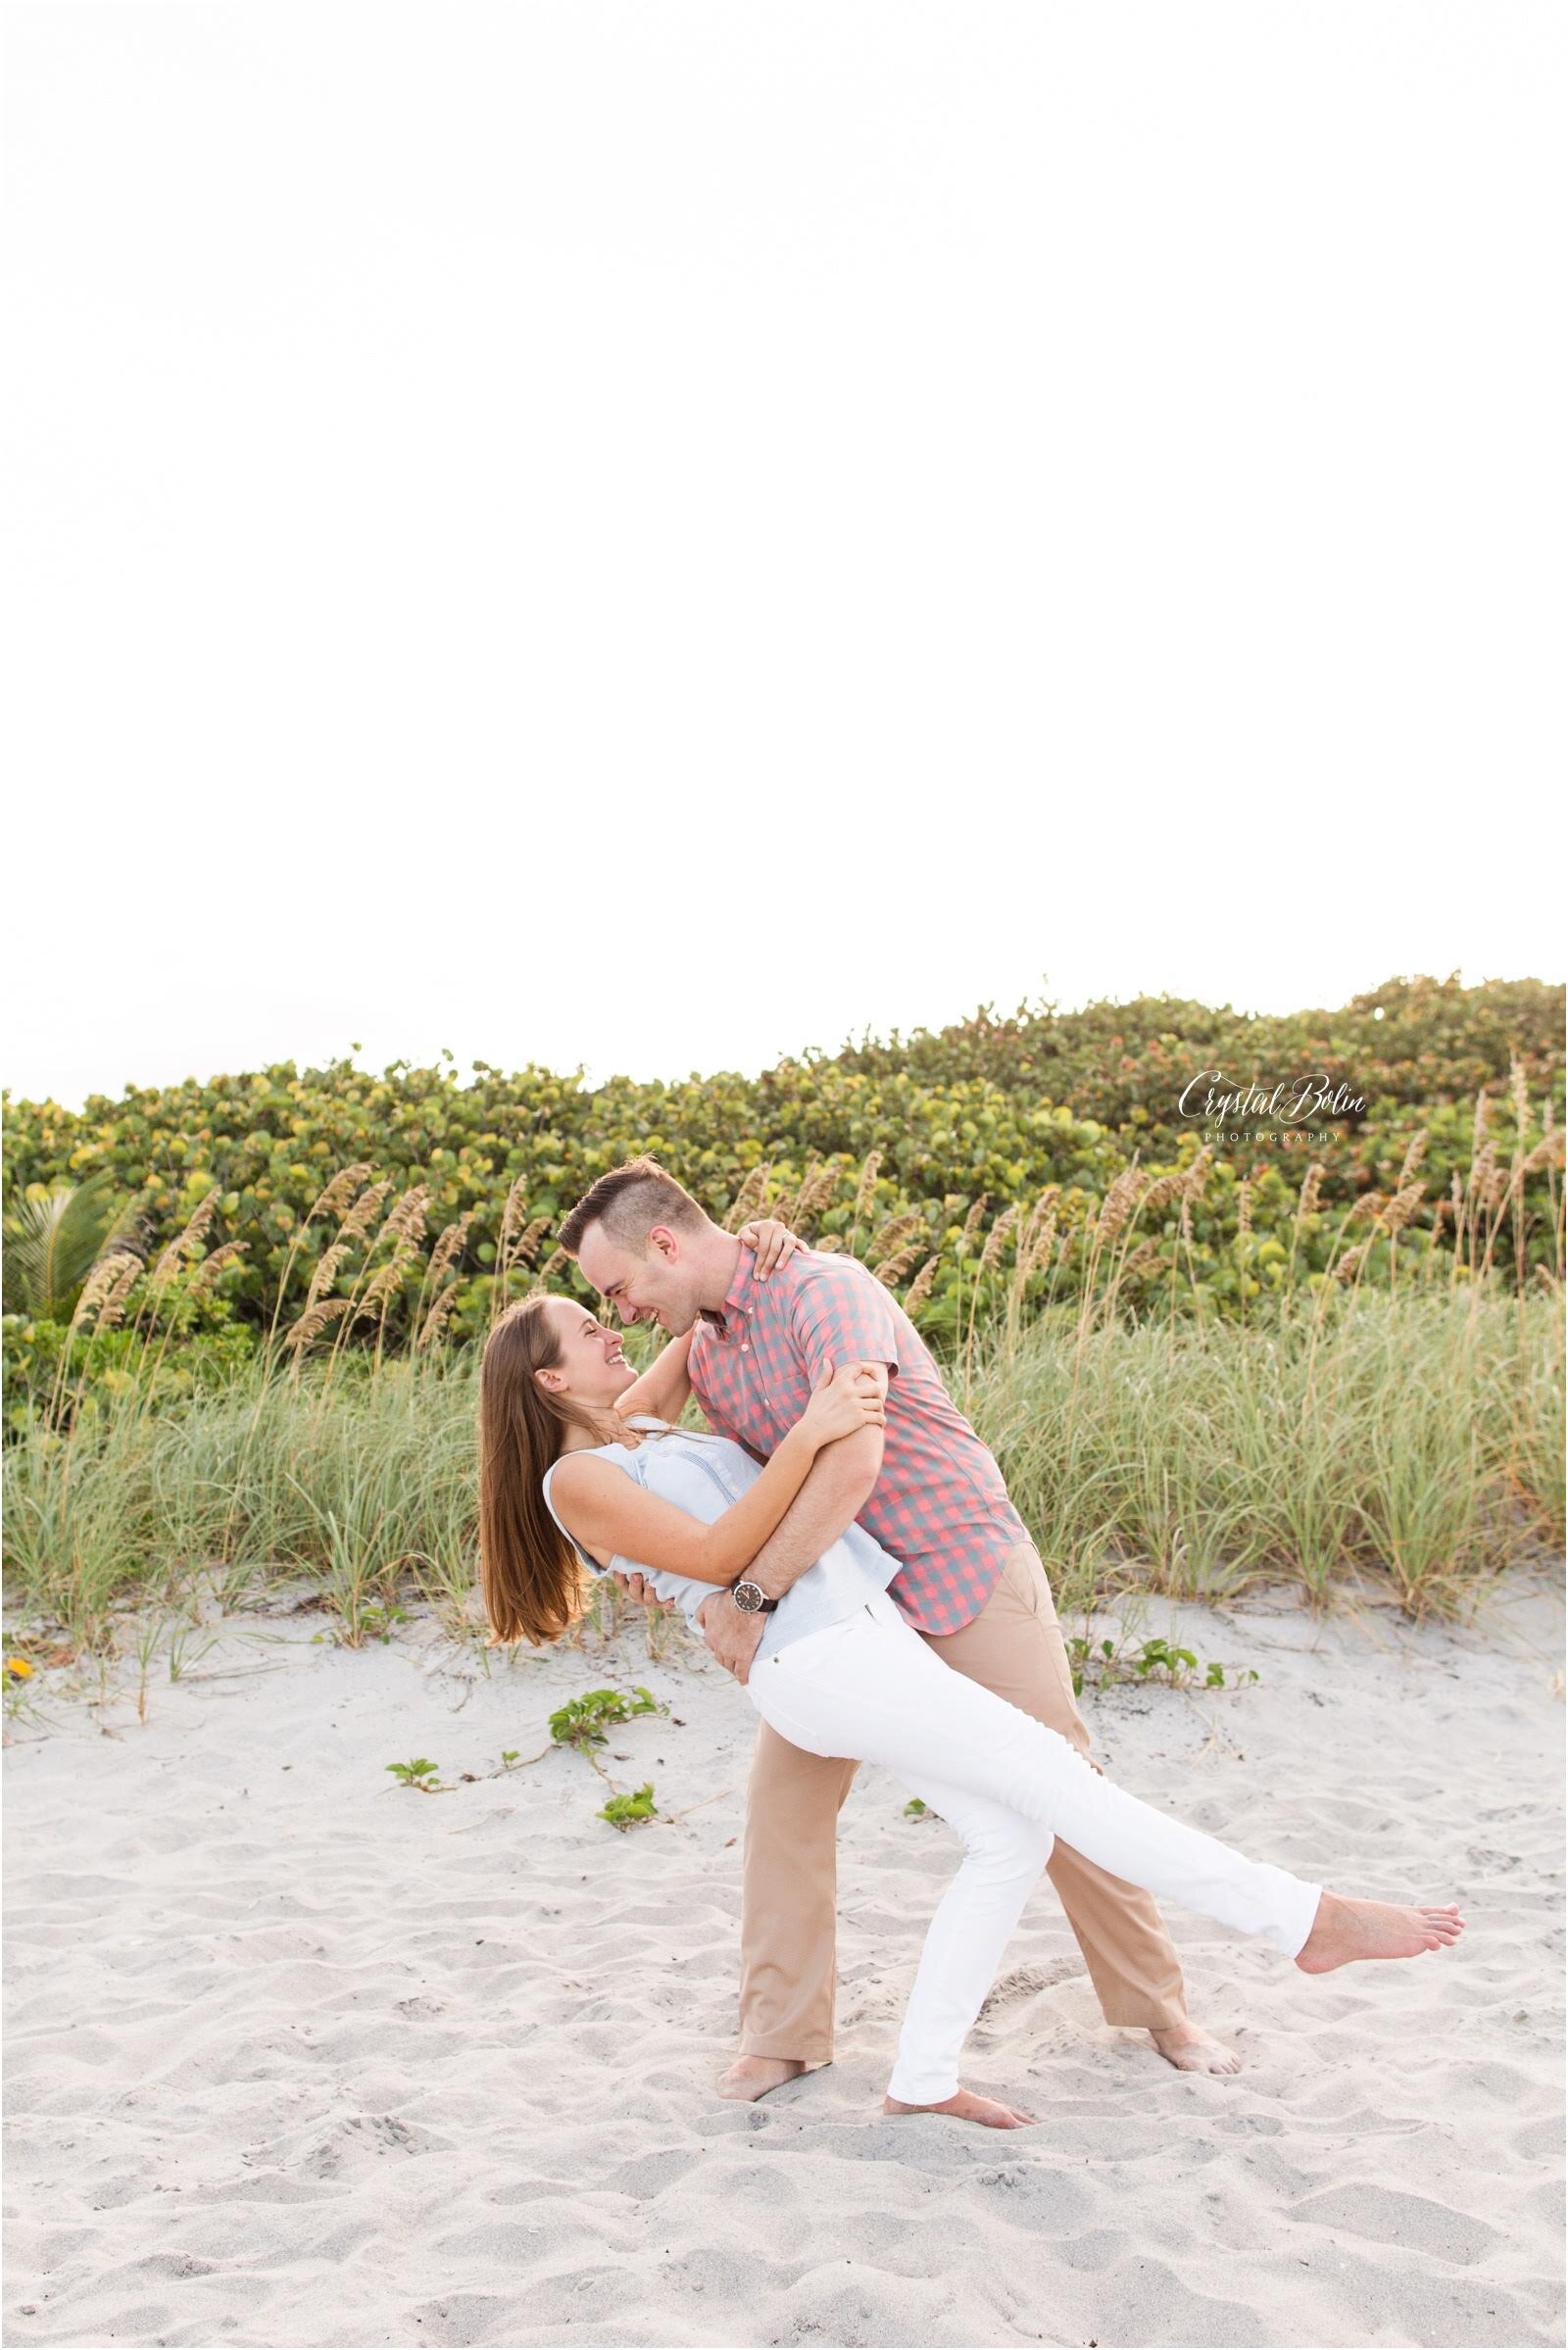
[4,1280,1560,1660]
[963,1287,1562,1619]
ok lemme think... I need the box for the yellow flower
[6,1657,34,1680]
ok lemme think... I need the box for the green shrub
[3,978,1560,1374]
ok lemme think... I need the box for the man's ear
[649,1224,680,1262]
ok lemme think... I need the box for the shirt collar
[699,1246,757,1343]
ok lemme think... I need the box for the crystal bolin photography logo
[1177,1068,1367,1146]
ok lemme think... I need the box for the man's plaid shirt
[686,1243,1029,1635]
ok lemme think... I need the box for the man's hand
[697,1590,766,1686]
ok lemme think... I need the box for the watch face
[733,1582,762,1612]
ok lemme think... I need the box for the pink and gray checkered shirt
[686,1243,1030,1635]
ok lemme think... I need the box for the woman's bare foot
[883,2087,1037,2129]
[717,2056,808,2102]
[1296,1891,1465,1975]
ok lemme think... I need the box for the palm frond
[2,1175,132,1319]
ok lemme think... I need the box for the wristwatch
[730,1579,779,1615]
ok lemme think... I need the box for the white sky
[3,3,1563,1113]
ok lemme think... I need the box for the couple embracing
[478,1157,1463,2129]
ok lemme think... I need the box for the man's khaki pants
[738,1544,1189,2059]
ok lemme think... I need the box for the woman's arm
[553,1364,884,1589]
[613,1327,695,1425]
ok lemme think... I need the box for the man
[558,1156,1239,2100]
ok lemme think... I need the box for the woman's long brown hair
[478,1294,614,1645]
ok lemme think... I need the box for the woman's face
[540,1297,638,1406]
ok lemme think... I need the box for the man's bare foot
[1296,1891,1466,1975]
[883,2087,1037,2129]
[1147,2021,1243,2076]
[717,2056,808,2102]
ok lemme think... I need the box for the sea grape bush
[831,975,1563,1119]
[2,975,1560,1385]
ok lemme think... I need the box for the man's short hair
[558,1156,709,1258]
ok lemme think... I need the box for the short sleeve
[789,1264,902,1383]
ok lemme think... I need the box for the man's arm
[746,1410,885,1600]
[697,1374,887,1684]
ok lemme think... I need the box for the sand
[3,1575,1563,2350]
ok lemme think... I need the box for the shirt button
[742,1343,750,1352]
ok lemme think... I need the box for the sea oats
[283,1297,353,1351]
[305,1242,353,1310]
[152,1190,220,1283]
[1296,1162,1325,1219]
[338,1180,394,1244]
[767,1156,815,1231]
[70,1251,142,1333]
[382,1186,431,1248]
[95,1253,146,1330]
[1468,1143,1497,1205]
[1379,1183,1427,1233]
[191,1241,249,1291]
[979,1203,1020,1273]
[426,1213,474,1290]
[873,1243,926,1288]
[723,1166,772,1233]
[1023,1210,1058,1277]
[1236,1180,1252,1239]
[310,1164,372,1224]
[1021,1186,1061,1248]
[961,1195,992,1246]
[903,1254,940,1310]
[1510,1054,1530,1136]
[870,1210,926,1260]
[1140,1172,1186,1217]
[1183,1147,1214,1199]
[501,1214,549,1272]
[854,1152,883,1222]
[795,1164,839,1223]
[499,1174,532,1248]
[417,1282,461,1350]
[538,1246,570,1280]
[1094,1168,1141,1246]
[1397,1130,1429,1187]
[1333,1242,1369,1282]
[359,1241,420,1315]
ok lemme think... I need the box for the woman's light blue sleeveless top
[540,1417,900,1662]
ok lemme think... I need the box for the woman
[478,1276,1466,2131]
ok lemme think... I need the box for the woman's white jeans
[748,1590,1322,2105]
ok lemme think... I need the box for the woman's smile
[572,1310,629,1375]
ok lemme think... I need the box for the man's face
[576,1221,705,1338]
